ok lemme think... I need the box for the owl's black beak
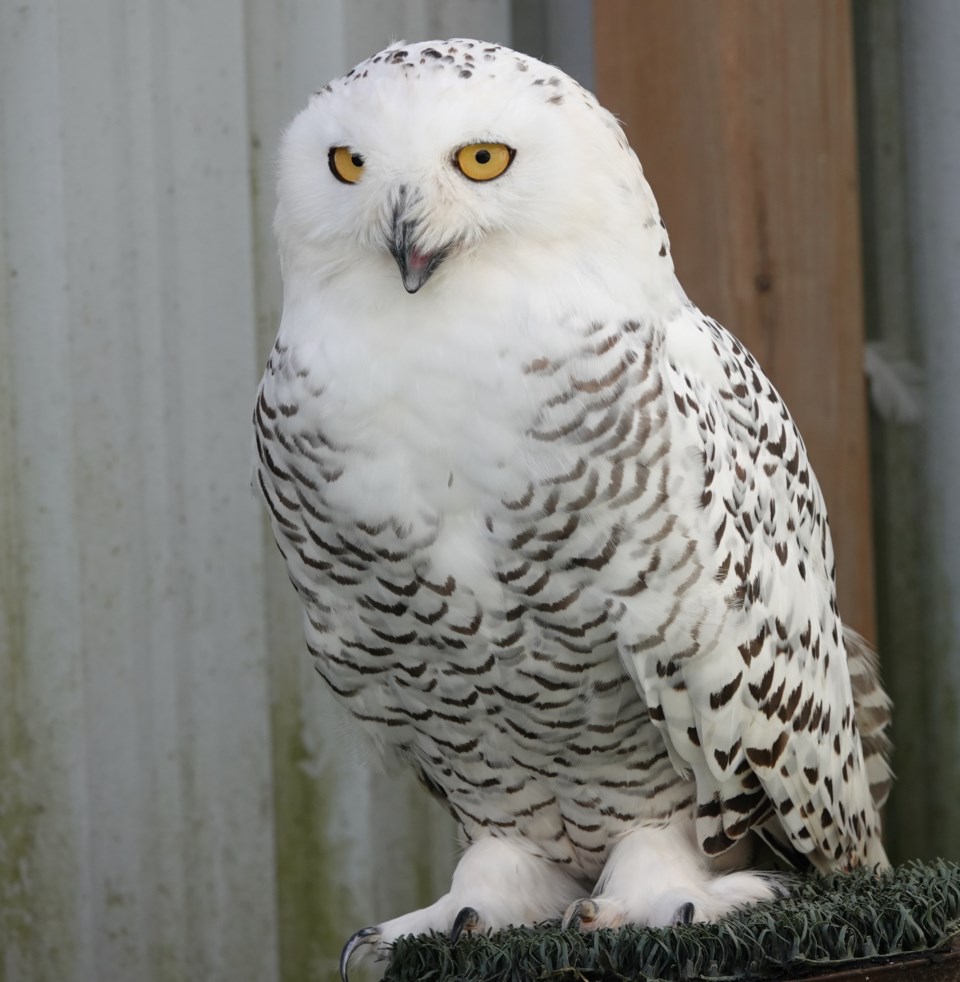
[388,209,447,293]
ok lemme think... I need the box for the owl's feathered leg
[562,814,782,931]
[340,835,584,980]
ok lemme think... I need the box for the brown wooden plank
[594,0,875,641]
[793,940,960,981]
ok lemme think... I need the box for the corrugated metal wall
[885,0,960,860]
[1,2,277,978]
[853,0,960,864]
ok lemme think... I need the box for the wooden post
[594,1,875,641]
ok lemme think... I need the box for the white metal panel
[0,1,278,979]
[0,5,88,977]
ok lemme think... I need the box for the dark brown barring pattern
[255,306,891,881]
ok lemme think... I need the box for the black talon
[674,901,695,925]
[450,906,481,944]
[339,926,379,982]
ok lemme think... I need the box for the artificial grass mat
[384,860,960,981]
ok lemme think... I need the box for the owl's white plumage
[255,39,892,973]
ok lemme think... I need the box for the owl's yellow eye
[328,146,365,184]
[455,143,515,182]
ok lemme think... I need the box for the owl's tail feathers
[751,626,893,877]
[843,626,894,811]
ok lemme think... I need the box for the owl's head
[275,40,668,299]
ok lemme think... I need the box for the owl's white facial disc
[274,39,663,298]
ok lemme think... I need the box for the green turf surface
[384,861,960,981]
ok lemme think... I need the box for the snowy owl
[254,38,892,977]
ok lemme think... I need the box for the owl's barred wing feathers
[645,312,891,869]
[512,305,889,872]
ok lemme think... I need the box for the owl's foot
[562,820,782,932]
[562,894,700,930]
[450,905,484,942]
[337,908,485,981]
[339,836,583,979]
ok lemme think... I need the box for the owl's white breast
[276,225,685,513]
[277,246,643,516]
